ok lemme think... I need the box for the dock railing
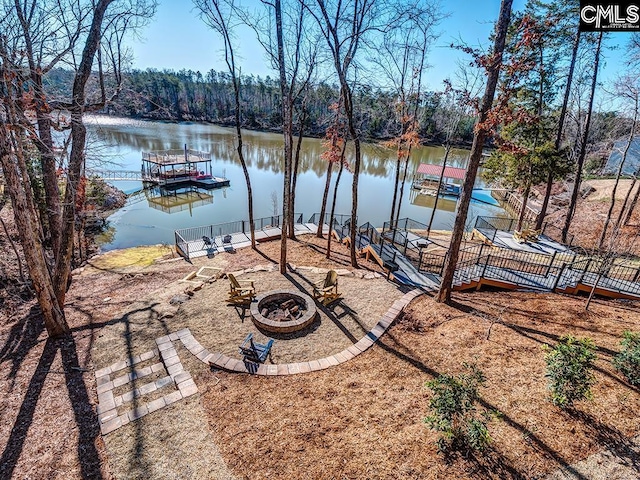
[541,222,575,247]
[175,213,303,258]
[475,216,576,248]
[308,213,354,240]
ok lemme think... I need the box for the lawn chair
[239,333,273,363]
[202,235,215,257]
[313,270,341,306]
[227,273,256,306]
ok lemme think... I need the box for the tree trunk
[228,54,255,248]
[327,156,345,259]
[599,106,637,249]
[13,5,63,252]
[0,130,68,336]
[389,152,402,227]
[289,108,307,239]
[275,0,293,274]
[53,0,115,308]
[624,178,640,225]
[317,160,333,237]
[395,153,411,228]
[35,112,62,252]
[615,174,637,230]
[537,29,581,230]
[516,183,531,232]
[436,0,513,304]
[562,32,603,244]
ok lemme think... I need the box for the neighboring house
[604,136,640,176]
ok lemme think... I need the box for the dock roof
[416,164,466,180]
[142,149,211,166]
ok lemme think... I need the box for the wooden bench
[239,333,273,363]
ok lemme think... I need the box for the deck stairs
[175,215,640,301]
[352,221,640,301]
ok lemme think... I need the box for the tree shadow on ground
[0,335,104,479]
[375,331,588,480]
[448,299,639,393]
[0,305,45,389]
[569,409,640,473]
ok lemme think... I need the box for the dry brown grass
[199,291,640,480]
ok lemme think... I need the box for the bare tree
[0,0,155,336]
[238,0,318,271]
[195,0,256,248]
[561,32,604,243]
[427,66,483,236]
[436,0,513,304]
[311,0,379,268]
[598,77,639,249]
[374,0,444,228]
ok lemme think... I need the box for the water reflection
[142,185,216,215]
[89,115,471,179]
[85,115,504,251]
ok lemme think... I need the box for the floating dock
[141,146,229,189]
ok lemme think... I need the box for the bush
[613,331,640,387]
[425,363,491,454]
[544,335,597,409]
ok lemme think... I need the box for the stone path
[95,288,423,435]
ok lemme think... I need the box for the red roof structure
[416,164,466,180]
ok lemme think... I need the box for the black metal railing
[175,230,189,260]
[175,213,304,257]
[174,213,640,298]
[541,222,575,247]
[308,213,354,240]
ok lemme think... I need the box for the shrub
[544,335,597,409]
[425,363,491,454]
[613,331,640,387]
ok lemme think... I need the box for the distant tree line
[43,67,477,143]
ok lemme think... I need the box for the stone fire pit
[250,290,318,333]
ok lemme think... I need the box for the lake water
[85,115,503,250]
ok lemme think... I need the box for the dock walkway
[174,215,640,301]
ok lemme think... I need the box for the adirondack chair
[313,270,341,306]
[239,333,273,363]
[227,273,256,306]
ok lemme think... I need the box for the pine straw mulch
[199,291,640,480]
[2,208,640,479]
[0,227,390,479]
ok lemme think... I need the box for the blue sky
[127,0,629,95]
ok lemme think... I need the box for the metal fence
[308,213,355,240]
[175,213,303,259]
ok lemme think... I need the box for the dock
[174,214,640,301]
[141,146,230,189]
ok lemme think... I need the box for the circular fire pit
[250,290,318,333]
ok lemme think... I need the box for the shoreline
[90,112,477,151]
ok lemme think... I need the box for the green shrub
[613,331,640,387]
[425,363,491,454]
[544,335,597,409]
